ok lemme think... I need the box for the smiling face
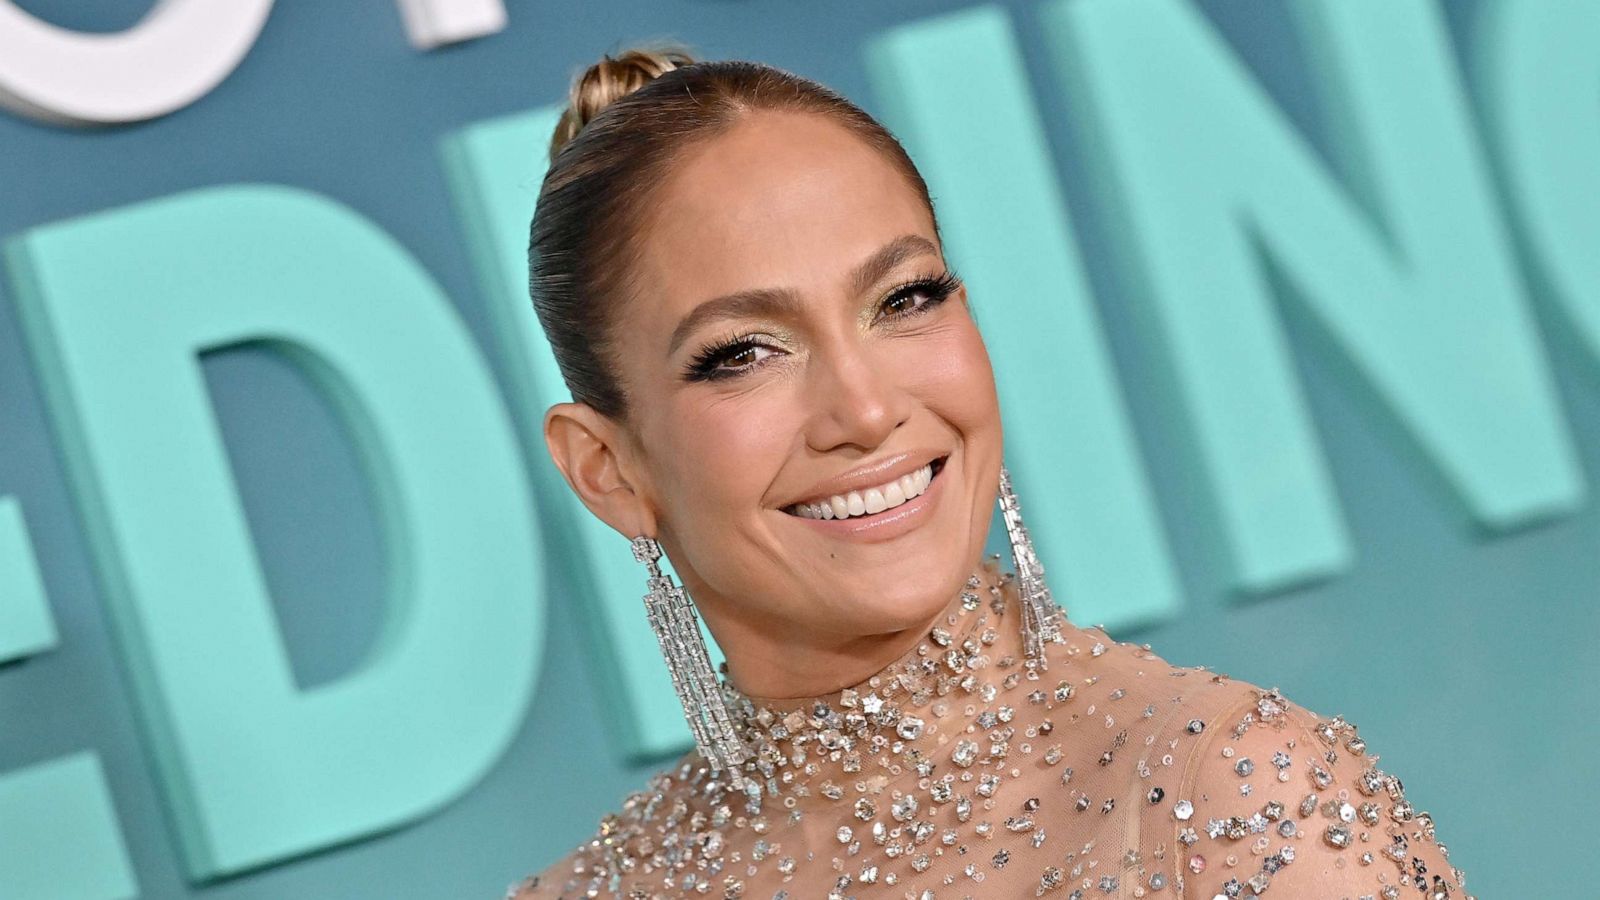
[547,109,1004,696]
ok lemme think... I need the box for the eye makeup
[681,268,965,383]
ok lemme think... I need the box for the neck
[722,623,931,702]
[717,559,1026,798]
[707,558,1005,706]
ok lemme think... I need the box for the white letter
[395,0,507,50]
[0,0,273,125]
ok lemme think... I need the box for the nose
[803,335,912,454]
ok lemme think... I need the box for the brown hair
[528,41,942,420]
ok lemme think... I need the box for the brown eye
[876,271,962,323]
[883,286,934,316]
[717,344,775,372]
[684,337,783,382]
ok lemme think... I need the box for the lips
[783,455,948,520]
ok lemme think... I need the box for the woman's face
[583,110,1003,684]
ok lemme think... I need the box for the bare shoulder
[1176,679,1473,899]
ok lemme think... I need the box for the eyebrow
[666,233,941,358]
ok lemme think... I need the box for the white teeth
[883,480,905,506]
[789,462,936,520]
[863,487,886,515]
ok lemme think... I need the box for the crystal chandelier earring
[997,464,1067,664]
[630,535,753,782]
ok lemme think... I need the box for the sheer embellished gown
[508,556,1470,899]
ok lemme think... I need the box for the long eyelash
[878,268,964,321]
[681,268,966,383]
[684,334,764,382]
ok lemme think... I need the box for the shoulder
[500,751,711,899]
[501,834,612,900]
[1173,679,1472,899]
[498,822,610,899]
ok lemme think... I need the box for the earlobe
[542,402,655,539]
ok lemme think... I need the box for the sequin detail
[509,556,1470,899]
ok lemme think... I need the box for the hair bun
[549,42,698,162]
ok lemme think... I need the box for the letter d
[3,184,542,877]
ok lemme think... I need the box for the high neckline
[726,556,1012,712]
[721,555,1032,775]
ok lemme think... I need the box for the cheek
[904,316,1000,431]
[662,390,797,517]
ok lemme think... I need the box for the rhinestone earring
[630,535,753,782]
[997,464,1067,664]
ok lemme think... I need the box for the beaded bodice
[510,556,1471,899]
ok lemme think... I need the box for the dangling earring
[996,464,1066,665]
[630,535,752,783]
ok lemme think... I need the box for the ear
[543,401,657,540]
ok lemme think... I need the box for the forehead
[632,110,936,301]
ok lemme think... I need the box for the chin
[852,559,971,632]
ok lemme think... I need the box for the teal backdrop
[1,0,1593,896]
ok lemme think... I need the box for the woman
[507,45,1470,900]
